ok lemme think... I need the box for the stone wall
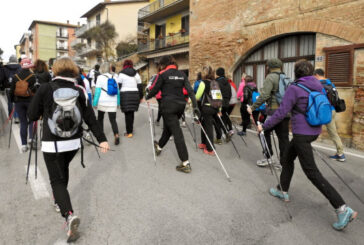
[189,0,364,150]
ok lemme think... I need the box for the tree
[84,21,118,61]
[116,36,138,58]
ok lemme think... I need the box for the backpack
[275,73,293,105]
[320,80,346,113]
[295,83,332,126]
[229,83,238,105]
[252,90,266,111]
[204,79,223,109]
[14,74,35,97]
[47,83,82,138]
[101,75,118,96]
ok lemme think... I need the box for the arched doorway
[233,33,316,89]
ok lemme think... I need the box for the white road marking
[25,165,50,199]
[1,94,50,199]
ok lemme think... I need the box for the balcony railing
[139,0,181,19]
[75,21,98,37]
[79,43,102,56]
[57,45,68,50]
[138,32,189,53]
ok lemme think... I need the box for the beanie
[20,58,34,69]
[8,55,17,64]
[216,67,225,77]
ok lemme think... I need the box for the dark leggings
[97,110,119,135]
[240,103,260,132]
[280,134,345,209]
[156,99,162,122]
[201,106,218,151]
[43,150,78,218]
[124,111,135,134]
[15,101,33,145]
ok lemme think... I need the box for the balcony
[138,32,189,53]
[75,21,99,38]
[138,0,189,22]
[57,45,68,50]
[79,43,102,57]
[56,32,68,39]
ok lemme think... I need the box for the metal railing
[75,21,98,37]
[139,0,181,19]
[138,32,189,52]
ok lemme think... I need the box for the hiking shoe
[333,206,358,231]
[176,163,191,173]
[66,213,80,243]
[14,117,20,124]
[124,133,133,138]
[21,145,28,153]
[228,130,235,136]
[237,131,246,136]
[54,203,60,213]
[154,141,162,156]
[198,143,206,149]
[330,154,346,162]
[114,136,120,145]
[256,158,269,167]
[269,188,290,202]
[214,139,223,145]
[181,121,187,128]
[203,148,215,156]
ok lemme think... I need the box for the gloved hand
[193,107,201,121]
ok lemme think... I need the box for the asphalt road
[0,100,363,245]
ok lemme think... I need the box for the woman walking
[146,55,199,173]
[28,58,110,242]
[93,64,120,145]
[257,60,357,231]
[117,60,143,138]
[195,66,221,156]
[33,59,52,84]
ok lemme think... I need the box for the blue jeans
[15,101,33,145]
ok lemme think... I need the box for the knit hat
[267,58,283,69]
[20,58,34,69]
[216,67,225,77]
[8,55,17,64]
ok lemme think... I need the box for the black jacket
[9,68,37,103]
[27,78,107,143]
[4,63,21,89]
[35,71,52,84]
[146,66,197,111]
[216,76,231,108]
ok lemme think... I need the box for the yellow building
[76,0,149,69]
[138,0,190,79]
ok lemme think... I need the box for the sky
[0,0,102,61]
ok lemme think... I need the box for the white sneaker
[256,158,275,167]
[21,145,28,153]
[66,213,80,243]
[54,203,60,213]
[181,121,187,128]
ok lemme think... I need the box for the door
[155,24,166,49]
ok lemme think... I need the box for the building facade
[138,0,190,79]
[189,0,364,150]
[18,33,31,59]
[76,0,149,69]
[28,20,78,63]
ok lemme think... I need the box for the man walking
[314,69,346,162]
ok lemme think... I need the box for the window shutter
[326,50,353,86]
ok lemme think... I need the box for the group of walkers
[0,53,358,242]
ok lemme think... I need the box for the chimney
[67,20,69,24]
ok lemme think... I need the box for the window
[234,34,316,88]
[181,15,189,35]
[96,14,101,26]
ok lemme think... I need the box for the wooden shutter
[325,49,353,86]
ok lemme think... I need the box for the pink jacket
[237,78,245,103]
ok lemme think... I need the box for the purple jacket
[263,76,323,136]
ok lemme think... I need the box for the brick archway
[230,18,364,73]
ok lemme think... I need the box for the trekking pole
[217,114,241,158]
[8,108,15,148]
[194,116,231,182]
[34,122,38,179]
[88,130,101,159]
[258,123,292,220]
[226,112,247,147]
[147,102,157,165]
[313,148,364,206]
[151,107,156,138]
[272,131,280,162]
[26,122,37,184]
[81,136,116,151]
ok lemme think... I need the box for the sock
[182,161,189,166]
[337,205,346,213]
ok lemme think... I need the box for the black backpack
[203,79,223,109]
[321,80,346,113]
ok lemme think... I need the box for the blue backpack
[252,90,266,111]
[295,83,332,126]
[275,73,293,105]
[102,75,118,96]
